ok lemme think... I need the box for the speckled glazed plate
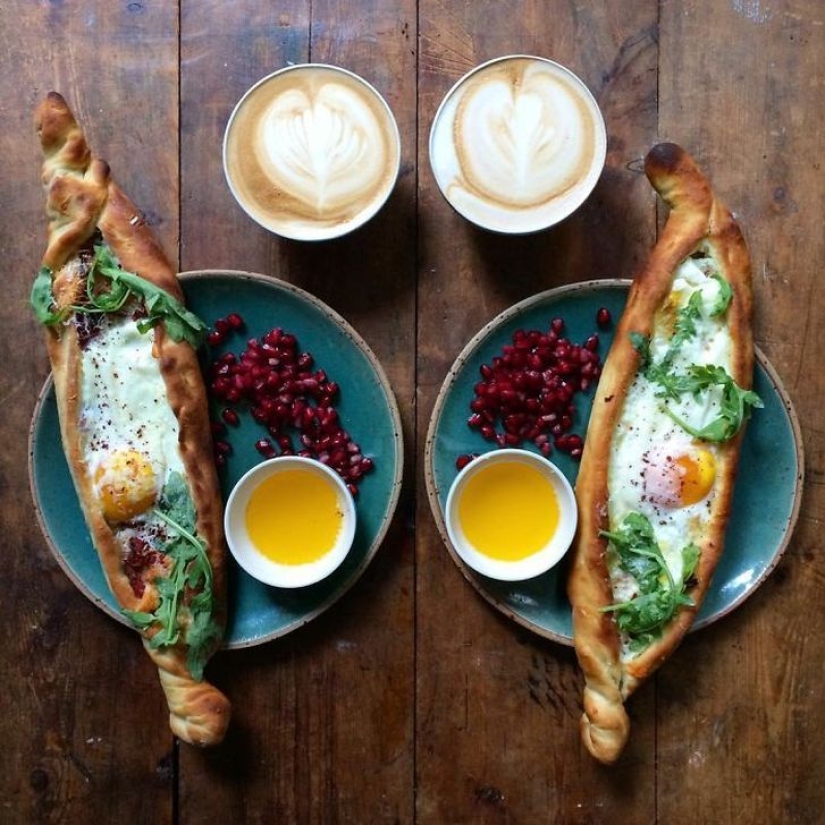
[425,280,804,645]
[29,270,404,648]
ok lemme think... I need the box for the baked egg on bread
[568,144,759,764]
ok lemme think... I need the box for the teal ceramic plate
[29,270,404,648]
[425,280,804,645]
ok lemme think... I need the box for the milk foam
[430,57,606,233]
[224,66,400,240]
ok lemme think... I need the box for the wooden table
[2,2,822,822]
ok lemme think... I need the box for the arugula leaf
[670,291,703,351]
[628,284,761,442]
[649,291,704,377]
[682,543,700,582]
[630,332,651,371]
[600,513,698,647]
[30,244,207,348]
[30,266,70,325]
[92,246,207,348]
[122,472,222,681]
[710,274,733,316]
[661,364,763,442]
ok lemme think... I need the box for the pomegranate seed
[456,454,477,471]
[205,317,372,489]
[214,439,232,455]
[207,330,225,347]
[596,307,612,328]
[255,438,273,455]
[460,316,602,462]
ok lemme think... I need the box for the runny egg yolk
[457,461,561,561]
[643,447,716,508]
[245,467,344,565]
[94,448,159,523]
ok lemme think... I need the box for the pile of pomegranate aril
[205,314,373,497]
[456,310,610,470]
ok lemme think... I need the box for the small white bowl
[445,449,577,581]
[224,456,356,588]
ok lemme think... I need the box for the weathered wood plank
[0,2,179,823]
[416,1,660,821]
[656,2,825,822]
[178,1,417,822]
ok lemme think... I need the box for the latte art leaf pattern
[458,75,588,208]
[429,56,606,234]
[256,83,389,219]
[223,65,400,240]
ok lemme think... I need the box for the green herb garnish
[661,364,763,442]
[600,512,699,651]
[670,291,704,352]
[31,266,70,325]
[627,280,760,442]
[123,473,222,681]
[630,331,651,371]
[710,274,733,317]
[30,244,207,348]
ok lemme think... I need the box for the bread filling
[603,250,760,658]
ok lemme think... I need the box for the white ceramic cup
[223,64,401,241]
[429,55,606,234]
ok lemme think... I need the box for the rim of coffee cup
[223,63,402,242]
[428,54,607,235]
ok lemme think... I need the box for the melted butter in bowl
[225,456,356,588]
[445,449,577,581]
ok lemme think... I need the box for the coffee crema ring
[224,64,401,241]
[429,55,606,234]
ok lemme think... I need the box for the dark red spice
[123,536,160,598]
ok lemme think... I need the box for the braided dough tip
[577,628,630,765]
[145,642,232,748]
[580,697,630,766]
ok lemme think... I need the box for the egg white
[79,315,184,523]
[606,251,730,652]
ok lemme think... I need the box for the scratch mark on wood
[732,0,774,24]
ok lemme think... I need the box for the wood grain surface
[1,1,822,823]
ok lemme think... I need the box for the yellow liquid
[245,467,343,565]
[458,461,560,561]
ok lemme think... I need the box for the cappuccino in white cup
[429,55,606,234]
[223,64,401,241]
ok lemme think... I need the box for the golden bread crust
[34,92,230,746]
[568,143,753,763]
